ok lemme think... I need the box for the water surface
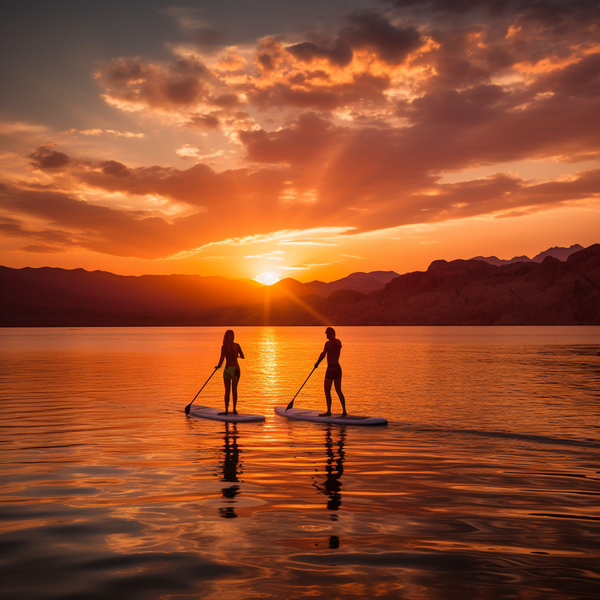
[1,326,599,599]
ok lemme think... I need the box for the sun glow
[255,272,280,285]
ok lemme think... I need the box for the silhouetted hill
[313,243,599,325]
[0,266,396,326]
[471,244,584,266]
[270,270,399,297]
[0,267,264,326]
[199,244,600,325]
[1,246,597,326]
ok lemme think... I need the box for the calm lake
[1,326,599,600]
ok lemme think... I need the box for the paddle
[185,367,218,415]
[285,366,317,412]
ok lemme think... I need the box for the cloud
[88,3,599,126]
[69,128,146,138]
[0,121,49,136]
[175,144,224,160]
[0,184,185,259]
[29,144,70,170]
[2,5,599,264]
[3,130,597,262]
[341,10,423,65]
[95,55,219,111]
[245,250,285,260]
[286,39,354,68]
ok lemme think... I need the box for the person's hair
[326,327,335,336]
[223,330,235,354]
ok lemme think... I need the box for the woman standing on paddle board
[216,330,244,415]
[315,327,347,417]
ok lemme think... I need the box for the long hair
[223,330,235,354]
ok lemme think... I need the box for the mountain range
[1,244,598,326]
[470,244,584,266]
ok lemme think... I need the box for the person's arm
[237,344,245,360]
[216,346,225,369]
[315,343,327,368]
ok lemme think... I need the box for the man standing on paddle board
[216,330,244,415]
[315,327,347,417]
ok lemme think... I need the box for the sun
[255,272,280,286]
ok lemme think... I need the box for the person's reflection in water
[312,425,346,522]
[218,423,242,519]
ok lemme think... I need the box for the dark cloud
[255,38,286,73]
[100,160,131,178]
[239,113,341,164]
[95,56,216,109]
[29,145,70,170]
[248,72,390,110]
[532,52,600,99]
[186,113,221,129]
[286,39,353,67]
[243,59,600,175]
[341,10,423,64]
[516,0,600,28]
[257,53,275,71]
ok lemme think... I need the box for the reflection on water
[312,425,346,517]
[1,326,599,600]
[219,424,241,519]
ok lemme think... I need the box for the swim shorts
[223,366,241,379]
[325,364,342,380]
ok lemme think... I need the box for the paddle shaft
[285,366,317,412]
[185,367,218,414]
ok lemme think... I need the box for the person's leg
[333,378,346,415]
[231,376,239,414]
[320,378,333,416]
[223,378,231,414]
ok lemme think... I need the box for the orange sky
[1,0,598,283]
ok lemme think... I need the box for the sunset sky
[1,0,598,283]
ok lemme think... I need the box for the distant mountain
[0,266,396,327]
[471,244,584,266]
[204,244,600,325]
[1,246,598,326]
[312,244,599,325]
[0,267,266,326]
[271,270,399,297]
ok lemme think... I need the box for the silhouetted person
[216,330,244,415]
[315,327,347,417]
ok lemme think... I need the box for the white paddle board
[275,406,387,426]
[189,405,265,423]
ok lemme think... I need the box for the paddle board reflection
[312,425,346,519]
[218,422,242,518]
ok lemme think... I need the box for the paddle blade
[284,399,294,412]
[185,403,191,415]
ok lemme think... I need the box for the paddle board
[189,405,265,423]
[275,406,387,426]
